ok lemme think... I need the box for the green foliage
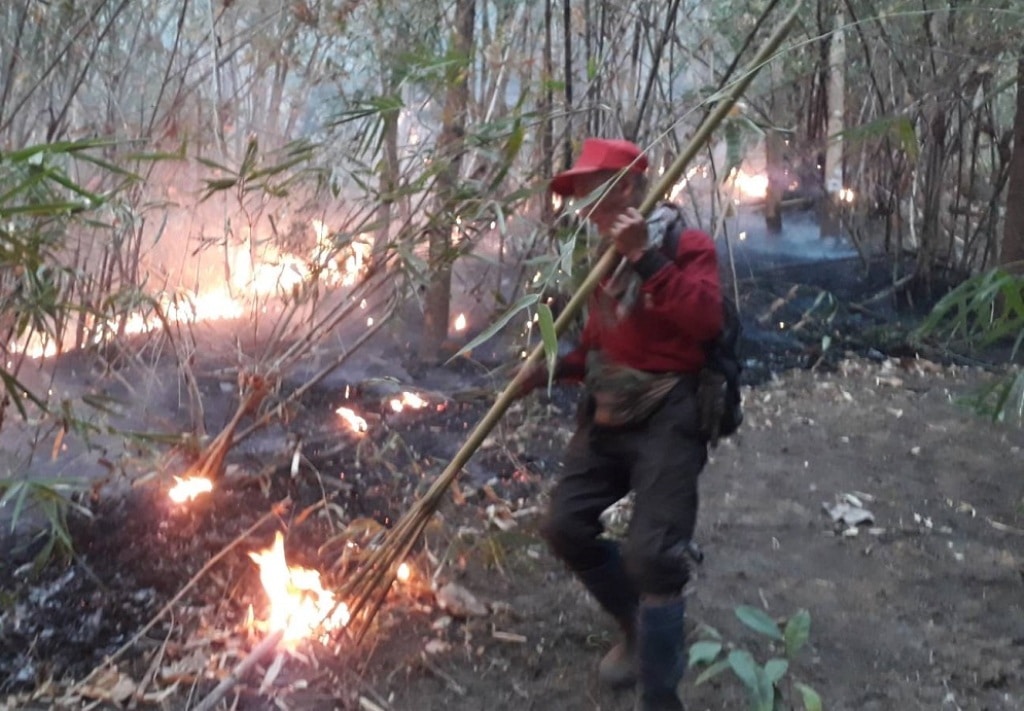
[913,267,1024,424]
[0,139,148,567]
[453,293,539,358]
[536,302,558,389]
[914,268,1024,357]
[689,607,821,711]
[199,137,325,202]
[0,475,91,569]
[835,115,920,160]
[0,140,124,412]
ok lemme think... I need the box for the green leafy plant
[913,267,1024,357]
[912,267,1024,424]
[688,606,822,711]
[0,476,92,570]
[0,140,145,567]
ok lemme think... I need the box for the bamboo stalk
[334,0,804,637]
[191,630,284,711]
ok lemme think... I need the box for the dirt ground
[373,358,1024,711]
[2,349,1023,711]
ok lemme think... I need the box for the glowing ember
[248,532,350,645]
[168,475,213,503]
[335,406,368,433]
[389,391,428,413]
[453,313,467,332]
[396,562,411,583]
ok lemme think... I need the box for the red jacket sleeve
[630,227,723,343]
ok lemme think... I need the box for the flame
[453,313,467,332]
[335,406,368,433]
[248,532,350,646]
[389,391,428,413]
[168,475,213,503]
[839,188,856,203]
[10,220,372,359]
[396,562,411,583]
[731,169,769,200]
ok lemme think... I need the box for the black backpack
[654,204,743,445]
[703,294,744,443]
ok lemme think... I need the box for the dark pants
[541,377,705,596]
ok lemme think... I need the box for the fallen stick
[71,502,289,693]
[190,629,285,711]
[333,0,805,640]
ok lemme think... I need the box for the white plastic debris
[486,504,517,531]
[425,639,451,655]
[824,493,875,527]
[435,582,489,618]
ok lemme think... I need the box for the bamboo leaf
[239,137,259,177]
[784,609,811,657]
[536,303,558,391]
[693,658,730,686]
[0,369,46,419]
[0,202,86,217]
[688,640,723,667]
[728,650,774,711]
[451,293,539,359]
[7,482,29,533]
[764,657,789,684]
[834,115,919,159]
[795,682,823,711]
[736,605,783,640]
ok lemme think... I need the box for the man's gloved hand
[510,361,551,400]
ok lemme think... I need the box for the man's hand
[609,207,648,262]
[510,361,550,400]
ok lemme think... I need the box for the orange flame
[454,313,467,332]
[10,220,372,359]
[247,532,350,646]
[335,406,368,434]
[389,391,428,413]
[168,475,213,504]
[731,170,769,200]
[396,562,411,583]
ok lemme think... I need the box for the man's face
[571,171,633,235]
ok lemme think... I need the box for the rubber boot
[637,597,686,710]
[575,541,640,687]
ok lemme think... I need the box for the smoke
[727,207,858,274]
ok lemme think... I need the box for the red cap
[550,138,649,196]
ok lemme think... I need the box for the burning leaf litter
[247,532,351,646]
[335,406,369,434]
[168,475,214,504]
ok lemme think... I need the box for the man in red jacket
[519,138,722,710]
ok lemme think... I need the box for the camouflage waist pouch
[584,352,680,427]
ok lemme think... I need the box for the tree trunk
[765,128,786,233]
[820,0,845,239]
[541,0,555,226]
[1002,56,1024,271]
[917,107,948,287]
[418,0,475,363]
[373,71,400,266]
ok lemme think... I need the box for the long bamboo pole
[335,0,804,638]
